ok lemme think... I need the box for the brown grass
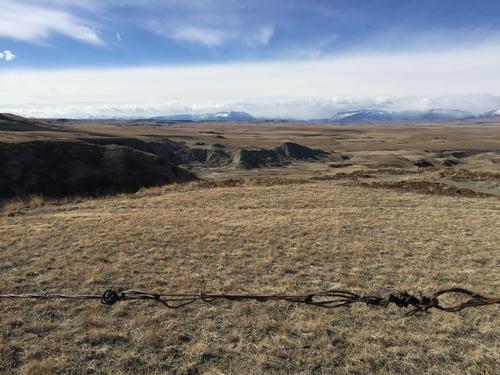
[1,195,46,214]
[1,198,25,213]
[1,180,499,374]
[136,177,312,196]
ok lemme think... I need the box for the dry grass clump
[27,195,45,209]
[1,195,46,214]
[1,198,25,213]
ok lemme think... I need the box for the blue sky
[1,0,500,118]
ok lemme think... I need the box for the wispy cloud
[0,50,16,61]
[0,1,103,45]
[150,21,274,48]
[170,26,229,47]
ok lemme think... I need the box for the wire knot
[101,289,122,305]
[385,292,423,308]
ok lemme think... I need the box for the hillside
[0,113,53,131]
[0,141,194,197]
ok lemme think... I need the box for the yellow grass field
[1,179,499,374]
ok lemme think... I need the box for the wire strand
[0,288,498,315]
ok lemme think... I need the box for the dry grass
[1,180,499,374]
[1,198,25,213]
[1,195,46,214]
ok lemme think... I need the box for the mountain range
[149,108,500,123]
[26,108,500,122]
[150,111,256,122]
[326,108,493,123]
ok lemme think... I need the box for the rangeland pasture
[1,120,499,374]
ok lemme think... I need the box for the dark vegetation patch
[439,169,500,181]
[359,181,494,198]
[433,149,490,159]
[413,159,434,168]
[329,163,352,168]
[312,171,374,180]
[442,159,460,166]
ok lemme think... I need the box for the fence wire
[1,287,499,316]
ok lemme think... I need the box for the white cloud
[171,26,229,47]
[1,43,500,118]
[151,23,274,47]
[0,1,103,45]
[0,50,16,61]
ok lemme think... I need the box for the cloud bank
[1,43,500,118]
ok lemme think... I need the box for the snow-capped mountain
[330,110,393,123]
[416,109,475,121]
[479,109,500,118]
[329,109,477,123]
[151,111,256,122]
[211,111,256,121]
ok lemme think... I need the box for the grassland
[1,179,499,374]
[1,120,499,374]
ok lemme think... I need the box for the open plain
[1,119,500,374]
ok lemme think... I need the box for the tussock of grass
[1,195,46,213]
[1,198,25,213]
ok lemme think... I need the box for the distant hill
[0,113,53,131]
[151,111,256,122]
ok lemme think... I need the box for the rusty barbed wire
[0,287,498,315]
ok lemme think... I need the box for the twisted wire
[1,287,498,315]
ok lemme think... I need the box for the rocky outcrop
[275,142,329,160]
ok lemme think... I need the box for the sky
[1,0,500,119]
